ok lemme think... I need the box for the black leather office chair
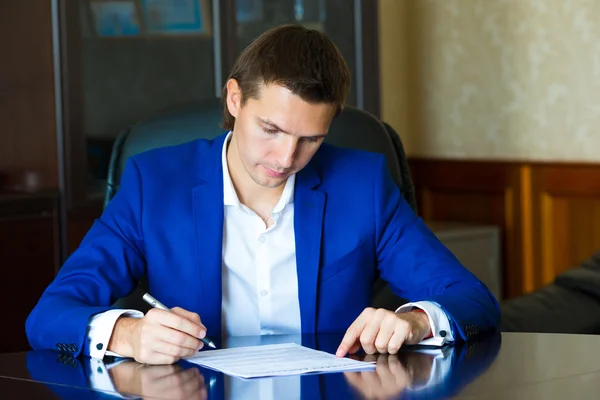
[105,97,416,312]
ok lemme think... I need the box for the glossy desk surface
[1,332,599,399]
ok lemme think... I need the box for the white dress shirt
[220,133,301,336]
[86,132,453,359]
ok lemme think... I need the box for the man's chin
[263,178,287,189]
[255,175,288,189]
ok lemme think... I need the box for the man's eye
[263,127,278,134]
[304,137,319,143]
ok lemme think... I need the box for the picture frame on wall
[140,0,211,35]
[88,0,142,37]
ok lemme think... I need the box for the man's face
[226,80,336,188]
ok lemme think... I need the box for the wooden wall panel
[409,159,525,298]
[409,159,600,299]
[532,164,600,287]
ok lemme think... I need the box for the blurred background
[1,0,599,352]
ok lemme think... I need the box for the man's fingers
[171,307,203,326]
[336,309,373,357]
[348,341,362,355]
[148,309,206,339]
[360,328,378,355]
[155,326,203,352]
[336,331,359,357]
[338,308,430,357]
[374,315,396,353]
[132,309,208,365]
[387,329,406,355]
[359,309,387,355]
[152,339,197,359]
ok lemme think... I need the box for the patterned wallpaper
[380,0,600,161]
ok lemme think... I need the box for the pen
[142,292,217,349]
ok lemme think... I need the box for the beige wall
[379,0,600,162]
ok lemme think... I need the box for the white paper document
[185,343,376,379]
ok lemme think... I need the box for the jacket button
[96,343,103,351]
[439,330,447,337]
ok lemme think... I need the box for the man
[27,25,499,365]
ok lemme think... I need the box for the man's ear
[226,78,242,118]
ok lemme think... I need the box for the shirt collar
[221,131,295,210]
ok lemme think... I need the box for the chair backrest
[106,97,415,311]
[106,98,416,211]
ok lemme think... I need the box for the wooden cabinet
[0,194,59,353]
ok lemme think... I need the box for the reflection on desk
[19,333,501,400]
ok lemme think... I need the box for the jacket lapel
[294,163,326,333]
[192,134,227,337]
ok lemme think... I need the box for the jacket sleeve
[372,155,500,341]
[26,158,147,356]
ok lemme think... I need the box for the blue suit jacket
[26,133,500,356]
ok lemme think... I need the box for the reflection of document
[185,343,375,379]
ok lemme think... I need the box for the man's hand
[108,307,206,364]
[110,361,207,400]
[336,307,432,357]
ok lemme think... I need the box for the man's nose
[277,137,298,169]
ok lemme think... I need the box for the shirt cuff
[87,309,144,359]
[396,301,455,346]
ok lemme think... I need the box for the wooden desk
[2,332,599,399]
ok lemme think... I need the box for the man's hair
[221,24,351,130]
